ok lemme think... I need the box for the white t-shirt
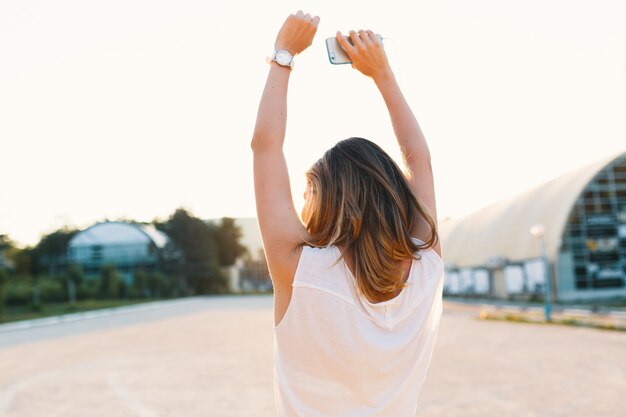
[273,238,444,417]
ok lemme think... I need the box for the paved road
[0,295,624,417]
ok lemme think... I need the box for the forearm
[251,64,292,152]
[374,71,430,164]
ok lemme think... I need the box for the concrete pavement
[0,295,624,416]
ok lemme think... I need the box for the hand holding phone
[326,33,384,65]
[331,30,392,81]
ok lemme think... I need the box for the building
[233,217,271,291]
[68,221,169,284]
[440,150,626,303]
[0,250,13,271]
[0,235,14,271]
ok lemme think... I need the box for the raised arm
[251,11,319,291]
[336,30,441,256]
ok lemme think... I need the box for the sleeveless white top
[273,238,444,417]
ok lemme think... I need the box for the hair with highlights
[301,137,438,303]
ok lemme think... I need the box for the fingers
[343,29,379,49]
[336,31,355,54]
[365,30,380,45]
[276,11,319,54]
[292,10,319,26]
[336,29,387,77]
[349,30,365,49]
[358,30,371,45]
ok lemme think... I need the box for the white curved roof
[440,151,626,268]
[69,221,168,248]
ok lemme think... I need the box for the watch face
[275,50,292,66]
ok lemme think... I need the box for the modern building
[67,221,169,284]
[0,251,13,271]
[440,150,626,303]
[0,235,14,271]
[233,217,271,291]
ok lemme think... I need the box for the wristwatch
[268,50,294,68]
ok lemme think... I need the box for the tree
[35,227,79,276]
[0,268,7,317]
[64,263,84,306]
[213,217,247,266]
[156,208,227,294]
[0,235,11,248]
[99,264,121,299]
[133,267,148,298]
[147,271,170,298]
[11,246,36,277]
[0,236,13,314]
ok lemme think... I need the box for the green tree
[0,234,13,260]
[156,208,227,294]
[99,264,121,299]
[0,268,7,317]
[31,274,42,311]
[35,227,78,276]
[147,271,170,298]
[64,263,84,305]
[133,267,148,298]
[11,246,36,277]
[213,217,247,266]
[0,235,12,317]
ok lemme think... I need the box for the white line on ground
[107,373,161,417]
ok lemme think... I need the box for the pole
[539,236,552,322]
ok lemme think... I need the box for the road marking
[0,367,75,417]
[108,373,160,417]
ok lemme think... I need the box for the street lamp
[530,223,552,322]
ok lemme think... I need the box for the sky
[1,0,625,247]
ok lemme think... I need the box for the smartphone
[326,34,383,65]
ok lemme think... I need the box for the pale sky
[1,0,625,247]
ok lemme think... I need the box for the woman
[251,10,444,417]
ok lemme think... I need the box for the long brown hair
[301,137,439,303]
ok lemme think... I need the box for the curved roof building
[440,150,626,302]
[70,221,168,249]
[68,221,169,282]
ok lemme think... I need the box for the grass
[479,310,626,332]
[0,298,166,325]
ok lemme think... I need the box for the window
[91,245,103,261]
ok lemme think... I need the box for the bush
[141,271,168,298]
[131,267,148,298]
[4,275,33,306]
[98,264,122,299]
[38,276,65,303]
[78,277,99,299]
[0,268,7,314]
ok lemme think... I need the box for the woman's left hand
[336,30,391,82]
[274,10,320,56]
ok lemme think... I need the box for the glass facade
[561,156,626,290]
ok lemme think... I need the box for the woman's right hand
[336,30,392,81]
[274,10,320,56]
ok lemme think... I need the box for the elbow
[251,132,279,153]
[250,132,261,152]
[250,135,265,153]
